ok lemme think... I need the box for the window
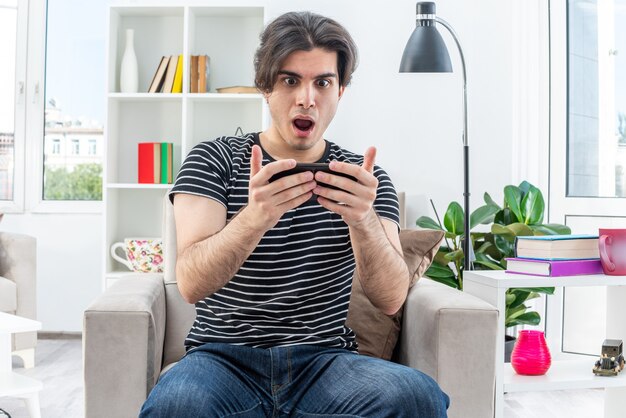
[87,139,96,155]
[567,0,626,197]
[42,0,106,201]
[51,138,60,154]
[0,3,18,202]
[71,139,79,155]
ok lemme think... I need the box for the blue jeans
[139,343,449,418]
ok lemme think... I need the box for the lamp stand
[435,17,472,271]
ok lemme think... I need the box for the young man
[140,11,450,418]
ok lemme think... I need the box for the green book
[160,142,173,184]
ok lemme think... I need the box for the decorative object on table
[120,28,138,93]
[599,228,626,275]
[399,1,473,271]
[515,234,599,260]
[216,86,258,94]
[138,142,174,184]
[110,238,163,273]
[505,257,604,277]
[593,339,625,376]
[510,330,551,375]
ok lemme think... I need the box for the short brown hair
[254,11,358,93]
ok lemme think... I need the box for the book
[515,234,599,260]
[190,55,199,93]
[161,55,178,93]
[138,142,160,183]
[505,257,604,277]
[198,55,209,92]
[171,55,183,93]
[160,142,173,184]
[148,56,168,93]
[216,86,258,94]
[153,144,161,182]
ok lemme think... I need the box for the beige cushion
[0,276,17,312]
[346,229,444,360]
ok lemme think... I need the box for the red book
[505,257,604,277]
[138,142,160,183]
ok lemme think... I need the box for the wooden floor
[0,337,605,418]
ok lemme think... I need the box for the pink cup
[599,229,626,276]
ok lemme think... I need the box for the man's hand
[245,145,317,230]
[313,146,379,227]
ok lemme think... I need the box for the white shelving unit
[103,5,266,288]
[464,270,626,418]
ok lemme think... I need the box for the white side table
[0,312,42,418]
[464,270,626,418]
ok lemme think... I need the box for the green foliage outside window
[44,163,102,200]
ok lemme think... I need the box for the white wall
[10,0,517,331]
[2,213,101,331]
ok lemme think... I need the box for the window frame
[26,0,102,214]
[0,0,27,213]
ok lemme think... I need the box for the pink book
[505,257,604,277]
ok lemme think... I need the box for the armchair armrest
[0,232,36,318]
[397,278,498,418]
[83,274,166,418]
[0,232,37,352]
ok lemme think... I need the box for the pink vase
[511,330,551,375]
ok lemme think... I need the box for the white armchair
[0,232,37,368]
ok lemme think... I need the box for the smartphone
[268,163,357,190]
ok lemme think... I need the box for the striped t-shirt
[170,133,400,352]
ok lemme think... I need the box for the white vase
[120,29,138,93]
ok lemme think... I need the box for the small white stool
[0,312,42,418]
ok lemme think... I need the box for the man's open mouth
[293,118,315,135]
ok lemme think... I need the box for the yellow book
[172,55,183,93]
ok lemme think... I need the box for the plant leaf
[473,259,504,270]
[484,192,499,207]
[506,312,541,327]
[493,234,515,257]
[507,222,534,237]
[531,223,572,235]
[475,241,493,254]
[503,186,523,223]
[444,249,464,262]
[434,250,451,266]
[518,180,532,196]
[521,185,545,225]
[416,216,443,230]
[507,289,530,309]
[425,263,456,280]
[443,201,465,236]
[470,204,500,229]
[491,223,514,237]
[506,293,516,305]
[495,207,523,226]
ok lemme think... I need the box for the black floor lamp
[399,1,473,270]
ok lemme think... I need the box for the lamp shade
[399,2,452,73]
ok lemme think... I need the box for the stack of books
[148,55,183,93]
[138,142,174,184]
[505,234,603,277]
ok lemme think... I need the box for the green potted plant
[417,181,571,359]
